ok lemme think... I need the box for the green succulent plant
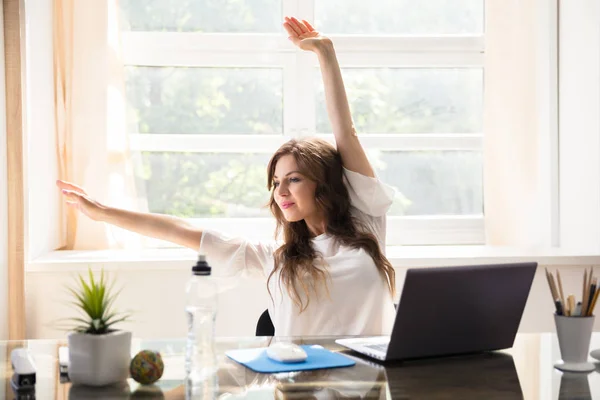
[64,268,131,334]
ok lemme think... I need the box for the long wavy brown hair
[266,137,396,312]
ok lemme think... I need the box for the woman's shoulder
[342,167,395,217]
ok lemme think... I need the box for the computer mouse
[266,342,308,363]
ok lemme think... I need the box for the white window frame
[121,5,485,246]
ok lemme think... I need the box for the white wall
[535,0,559,248]
[558,0,600,250]
[24,257,600,339]
[0,0,8,341]
[25,0,60,260]
[26,266,270,339]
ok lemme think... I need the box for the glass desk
[1,333,600,399]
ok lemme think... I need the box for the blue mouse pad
[225,345,356,373]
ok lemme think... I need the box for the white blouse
[199,167,397,336]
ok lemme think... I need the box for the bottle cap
[192,254,211,276]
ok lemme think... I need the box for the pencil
[590,268,596,302]
[588,268,594,311]
[548,269,558,297]
[557,270,566,312]
[583,269,590,314]
[568,295,576,317]
[545,269,561,315]
[545,268,554,297]
[588,288,600,316]
[549,273,563,314]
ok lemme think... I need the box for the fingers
[302,19,316,32]
[60,189,83,203]
[284,20,302,36]
[283,22,298,38]
[56,179,87,195]
[289,16,308,34]
[283,16,319,47]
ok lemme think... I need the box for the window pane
[316,0,483,35]
[137,152,272,218]
[372,151,483,216]
[126,67,283,135]
[138,150,482,219]
[316,68,483,134]
[120,0,282,32]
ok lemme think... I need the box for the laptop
[336,262,537,362]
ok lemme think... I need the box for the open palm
[56,179,104,221]
[283,16,331,52]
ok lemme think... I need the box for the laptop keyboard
[365,343,389,353]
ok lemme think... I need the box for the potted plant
[63,268,132,387]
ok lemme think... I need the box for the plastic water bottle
[185,254,218,391]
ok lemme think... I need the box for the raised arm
[57,180,203,250]
[283,16,375,178]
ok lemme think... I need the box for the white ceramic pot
[67,330,132,386]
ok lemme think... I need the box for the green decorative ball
[130,350,164,385]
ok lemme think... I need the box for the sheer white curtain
[483,0,555,247]
[55,0,144,249]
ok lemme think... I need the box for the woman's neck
[304,214,327,238]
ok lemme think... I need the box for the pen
[574,301,582,317]
[555,299,564,316]
[588,278,597,314]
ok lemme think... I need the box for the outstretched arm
[57,180,203,250]
[284,16,375,178]
[57,180,273,275]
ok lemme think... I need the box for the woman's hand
[283,16,332,53]
[56,180,106,221]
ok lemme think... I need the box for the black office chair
[255,304,398,336]
[256,309,275,336]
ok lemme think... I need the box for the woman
[58,16,397,336]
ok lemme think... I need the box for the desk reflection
[382,352,523,400]
[8,335,600,400]
[214,351,386,400]
[558,371,592,400]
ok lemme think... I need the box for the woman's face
[273,154,319,222]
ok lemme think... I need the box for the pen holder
[554,314,595,372]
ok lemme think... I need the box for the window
[119,0,485,246]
